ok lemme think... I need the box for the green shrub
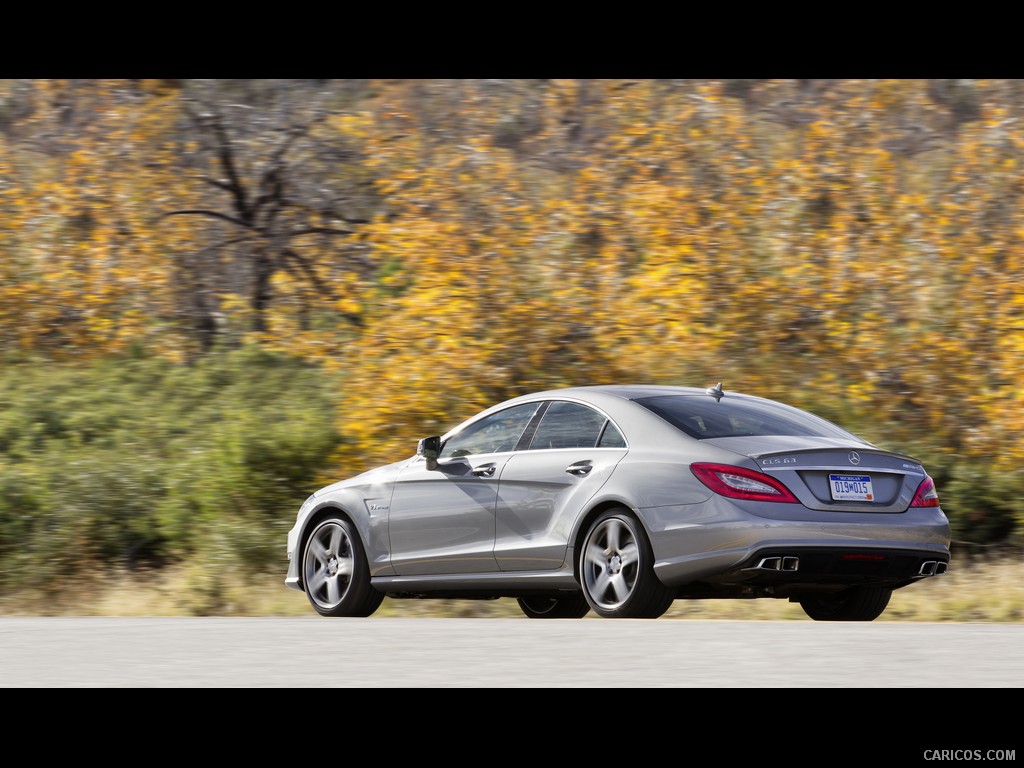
[0,346,343,593]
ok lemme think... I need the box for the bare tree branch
[160,209,252,229]
[282,247,365,326]
[285,226,356,238]
[281,247,334,297]
[167,90,369,342]
[195,175,236,194]
[191,234,254,258]
[206,112,250,221]
[281,248,362,327]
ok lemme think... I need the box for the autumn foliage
[2,78,1023,562]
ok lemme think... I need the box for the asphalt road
[0,617,1020,687]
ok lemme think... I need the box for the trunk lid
[701,436,927,513]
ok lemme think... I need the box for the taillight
[910,476,940,507]
[690,462,799,503]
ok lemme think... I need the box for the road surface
[0,617,1020,687]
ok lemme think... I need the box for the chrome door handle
[473,463,497,477]
[565,462,593,476]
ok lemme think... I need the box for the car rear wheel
[580,508,675,619]
[517,596,591,619]
[799,585,892,621]
[302,517,384,617]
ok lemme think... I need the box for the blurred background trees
[2,78,1022,594]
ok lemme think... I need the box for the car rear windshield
[634,395,862,441]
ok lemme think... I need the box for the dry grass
[1,556,1021,621]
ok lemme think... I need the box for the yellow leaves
[845,380,876,404]
[327,112,373,138]
[2,78,1024,468]
[218,293,249,313]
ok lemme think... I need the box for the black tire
[799,586,892,621]
[302,516,384,617]
[579,507,675,619]
[517,596,591,619]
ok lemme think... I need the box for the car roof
[523,384,737,401]
[443,384,771,444]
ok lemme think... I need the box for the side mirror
[417,436,441,471]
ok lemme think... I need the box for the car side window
[527,401,608,450]
[439,403,541,459]
[597,420,626,448]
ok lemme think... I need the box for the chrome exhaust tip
[935,562,948,575]
[746,555,799,572]
[919,560,937,576]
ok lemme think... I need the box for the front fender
[287,487,397,588]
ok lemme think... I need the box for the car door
[388,402,541,575]
[494,400,629,571]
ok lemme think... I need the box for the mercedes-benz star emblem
[849,451,861,465]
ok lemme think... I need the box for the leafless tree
[159,80,377,350]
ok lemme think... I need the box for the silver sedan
[285,385,951,620]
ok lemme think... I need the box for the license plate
[829,474,874,501]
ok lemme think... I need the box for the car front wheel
[579,508,675,619]
[302,516,384,617]
[799,586,892,621]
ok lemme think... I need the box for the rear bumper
[642,497,951,589]
[717,545,947,586]
[654,539,951,588]
[658,543,951,599]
